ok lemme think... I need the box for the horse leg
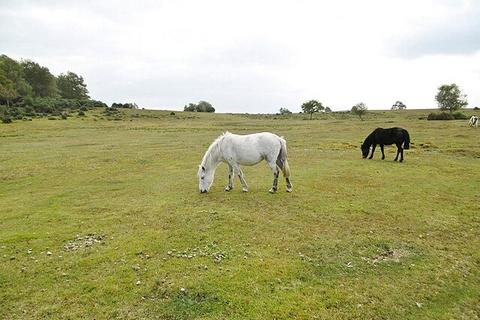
[285,175,292,193]
[380,145,385,160]
[369,144,376,159]
[235,165,248,192]
[225,163,234,191]
[267,161,279,193]
[400,146,404,162]
[394,144,400,161]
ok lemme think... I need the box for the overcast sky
[1,0,479,112]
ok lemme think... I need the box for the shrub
[78,110,85,116]
[427,112,454,120]
[452,112,468,120]
[427,112,467,120]
[1,115,12,123]
[170,111,175,115]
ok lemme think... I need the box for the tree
[57,71,89,99]
[325,106,332,113]
[391,101,406,110]
[197,101,215,112]
[301,99,324,119]
[351,102,367,120]
[0,75,16,107]
[279,107,292,115]
[435,83,468,113]
[184,103,196,112]
[184,101,215,112]
[21,59,57,97]
[0,54,32,97]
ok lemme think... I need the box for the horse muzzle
[200,189,208,194]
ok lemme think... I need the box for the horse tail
[403,130,410,149]
[276,137,291,177]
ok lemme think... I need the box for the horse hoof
[224,187,232,192]
[242,188,248,193]
[286,188,292,193]
[269,188,277,193]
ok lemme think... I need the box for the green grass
[1,109,479,319]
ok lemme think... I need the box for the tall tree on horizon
[21,59,57,97]
[57,71,90,99]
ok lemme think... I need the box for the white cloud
[1,0,479,112]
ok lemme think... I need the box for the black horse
[361,127,410,162]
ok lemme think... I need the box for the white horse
[198,132,292,193]
[468,115,478,128]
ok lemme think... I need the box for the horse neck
[202,139,222,171]
[363,134,374,147]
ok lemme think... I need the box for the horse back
[373,127,408,145]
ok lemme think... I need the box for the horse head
[361,143,370,158]
[198,165,214,193]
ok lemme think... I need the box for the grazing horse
[468,115,478,128]
[361,127,410,162]
[198,132,292,193]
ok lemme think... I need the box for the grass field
[1,109,479,319]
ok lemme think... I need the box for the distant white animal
[198,132,292,193]
[468,115,478,128]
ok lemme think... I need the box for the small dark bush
[78,110,85,116]
[474,107,479,110]
[170,112,175,115]
[427,112,454,120]
[1,115,12,123]
[80,106,88,111]
[427,112,468,120]
[452,112,468,120]
[61,112,68,120]
[48,116,57,120]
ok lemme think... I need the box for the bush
[427,112,468,120]
[1,115,12,123]
[474,107,479,110]
[78,110,85,116]
[427,112,454,120]
[452,112,468,120]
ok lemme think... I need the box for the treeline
[0,54,107,122]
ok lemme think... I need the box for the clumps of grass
[364,247,411,265]
[145,281,225,318]
[446,148,480,158]
[166,242,228,263]
[418,142,438,149]
[63,234,106,251]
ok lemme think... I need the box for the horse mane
[362,129,376,148]
[200,132,230,169]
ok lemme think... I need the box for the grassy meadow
[1,108,479,319]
